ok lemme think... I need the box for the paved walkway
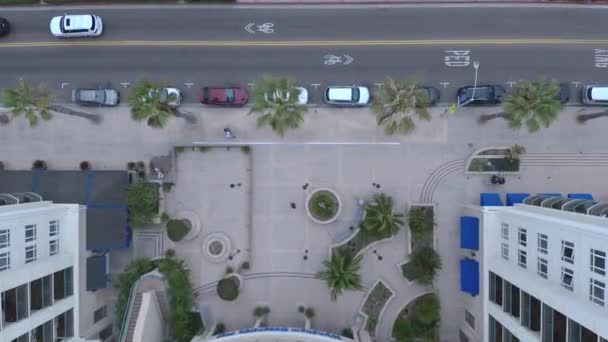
[3,105,608,340]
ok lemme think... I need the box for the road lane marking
[594,49,608,68]
[445,50,471,67]
[440,82,449,88]
[120,82,130,88]
[506,81,517,88]
[5,39,608,48]
[61,82,69,89]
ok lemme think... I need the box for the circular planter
[217,274,242,301]
[305,187,342,224]
[202,233,232,263]
[177,211,201,241]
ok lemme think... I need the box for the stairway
[124,293,143,342]
[155,290,170,322]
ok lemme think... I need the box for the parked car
[581,85,608,106]
[456,84,505,106]
[199,86,248,106]
[265,87,308,105]
[0,18,10,37]
[154,88,182,107]
[324,86,370,106]
[419,86,440,106]
[72,88,119,106]
[49,14,103,38]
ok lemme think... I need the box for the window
[501,223,509,240]
[501,243,509,260]
[30,275,53,312]
[590,278,605,306]
[459,330,470,342]
[25,224,36,242]
[518,227,527,247]
[56,309,74,340]
[49,239,59,256]
[25,245,36,263]
[562,240,575,264]
[0,229,9,248]
[538,257,548,279]
[54,267,74,301]
[464,309,475,329]
[94,305,108,323]
[537,233,548,254]
[518,249,527,269]
[0,251,10,271]
[49,220,59,236]
[591,249,606,276]
[568,318,598,342]
[561,267,574,291]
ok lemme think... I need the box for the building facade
[459,201,608,342]
[0,199,113,342]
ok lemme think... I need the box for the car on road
[581,85,608,106]
[265,87,308,105]
[456,84,506,106]
[0,18,10,37]
[419,86,440,106]
[49,14,103,38]
[199,86,248,106]
[155,87,182,107]
[72,88,119,106]
[324,86,370,106]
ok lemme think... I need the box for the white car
[324,86,370,106]
[265,87,308,105]
[50,14,103,38]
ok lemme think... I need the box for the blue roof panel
[460,259,480,296]
[460,216,479,251]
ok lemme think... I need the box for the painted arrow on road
[245,23,255,34]
[344,54,354,65]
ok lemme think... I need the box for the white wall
[133,291,164,342]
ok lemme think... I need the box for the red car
[199,86,248,106]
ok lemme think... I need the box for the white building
[0,195,114,342]
[458,195,608,342]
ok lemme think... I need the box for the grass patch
[308,190,339,221]
[393,293,440,342]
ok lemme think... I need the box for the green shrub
[157,257,196,342]
[253,306,266,317]
[174,146,185,153]
[408,246,442,285]
[241,146,251,154]
[304,307,315,319]
[115,258,155,326]
[240,261,250,270]
[126,182,159,228]
[214,323,226,335]
[413,294,440,327]
[341,328,354,339]
[197,146,209,153]
[165,248,176,257]
[32,160,48,170]
[393,318,415,342]
[166,219,191,242]
[162,183,174,192]
[217,276,239,301]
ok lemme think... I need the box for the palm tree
[360,193,404,237]
[479,80,563,133]
[372,78,431,135]
[2,80,100,126]
[250,75,307,137]
[128,80,178,128]
[3,80,53,127]
[316,249,363,300]
[409,246,442,286]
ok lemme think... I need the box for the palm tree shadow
[49,104,102,124]
[174,109,198,124]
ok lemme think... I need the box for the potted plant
[136,161,146,170]
[32,160,47,170]
[80,161,90,171]
[127,161,136,170]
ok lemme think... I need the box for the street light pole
[470,61,480,101]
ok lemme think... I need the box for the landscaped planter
[359,280,395,339]
[305,187,342,224]
[465,146,521,175]
[177,211,201,241]
[400,203,440,286]
[202,233,232,263]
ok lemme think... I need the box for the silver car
[72,88,119,106]
[581,85,608,106]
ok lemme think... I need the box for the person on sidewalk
[224,128,235,139]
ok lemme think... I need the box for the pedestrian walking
[224,128,235,139]
[290,202,296,209]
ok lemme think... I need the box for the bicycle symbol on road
[324,54,354,66]
[245,22,274,34]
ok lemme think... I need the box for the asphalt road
[2,4,608,103]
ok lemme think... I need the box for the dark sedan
[0,18,10,37]
[419,86,440,106]
[457,85,506,106]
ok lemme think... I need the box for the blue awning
[542,193,561,198]
[506,193,530,206]
[567,193,594,201]
[480,193,503,206]
[460,216,479,251]
[460,259,479,296]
